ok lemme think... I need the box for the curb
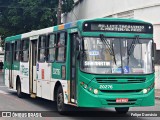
[155,96,160,100]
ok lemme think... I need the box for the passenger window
[56,32,67,62]
[14,40,21,61]
[21,39,29,62]
[38,35,47,62]
[47,34,56,62]
[5,43,10,62]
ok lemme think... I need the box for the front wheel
[115,107,129,114]
[17,81,24,98]
[56,86,67,114]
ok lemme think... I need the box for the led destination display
[83,21,153,33]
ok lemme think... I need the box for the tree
[0,0,74,47]
[62,0,74,13]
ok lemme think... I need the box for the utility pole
[57,0,62,25]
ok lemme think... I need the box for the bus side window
[56,32,67,62]
[5,43,10,62]
[21,39,29,62]
[14,40,21,61]
[47,34,56,62]
[38,35,47,62]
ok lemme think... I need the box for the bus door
[29,39,38,95]
[9,43,14,88]
[70,32,80,104]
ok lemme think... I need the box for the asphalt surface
[0,73,160,120]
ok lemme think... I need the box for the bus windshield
[80,37,153,74]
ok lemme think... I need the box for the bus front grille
[96,77,146,84]
[100,90,142,93]
[107,99,137,106]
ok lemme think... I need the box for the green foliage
[62,0,74,13]
[0,0,74,47]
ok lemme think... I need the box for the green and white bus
[4,18,155,114]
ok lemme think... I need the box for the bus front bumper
[77,86,155,108]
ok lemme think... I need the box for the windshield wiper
[127,35,139,65]
[128,35,139,56]
[100,34,116,65]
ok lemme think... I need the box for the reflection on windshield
[100,34,116,65]
[80,37,153,74]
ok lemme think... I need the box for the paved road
[0,73,160,120]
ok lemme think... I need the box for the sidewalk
[155,89,160,100]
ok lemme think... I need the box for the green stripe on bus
[5,34,22,42]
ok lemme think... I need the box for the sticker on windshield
[123,66,129,73]
[89,50,100,56]
[84,61,110,66]
[132,68,144,73]
[112,68,122,73]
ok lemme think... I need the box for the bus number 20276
[99,85,113,89]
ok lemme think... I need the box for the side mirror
[152,43,156,62]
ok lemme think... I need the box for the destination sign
[83,22,153,33]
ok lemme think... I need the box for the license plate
[116,98,128,103]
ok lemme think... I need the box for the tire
[115,107,129,114]
[56,86,67,114]
[17,81,24,98]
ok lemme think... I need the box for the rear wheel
[115,107,129,114]
[56,86,67,114]
[17,81,24,98]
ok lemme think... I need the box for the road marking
[0,90,9,94]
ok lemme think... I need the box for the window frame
[21,38,29,62]
[46,33,56,63]
[14,40,21,62]
[38,35,47,63]
[5,42,11,62]
[55,31,67,62]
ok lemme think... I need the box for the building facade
[62,0,160,89]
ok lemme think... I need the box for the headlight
[80,81,98,94]
[142,83,154,94]
[84,84,88,89]
[142,89,148,94]
[94,89,98,94]
[80,82,88,89]
[89,88,92,91]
